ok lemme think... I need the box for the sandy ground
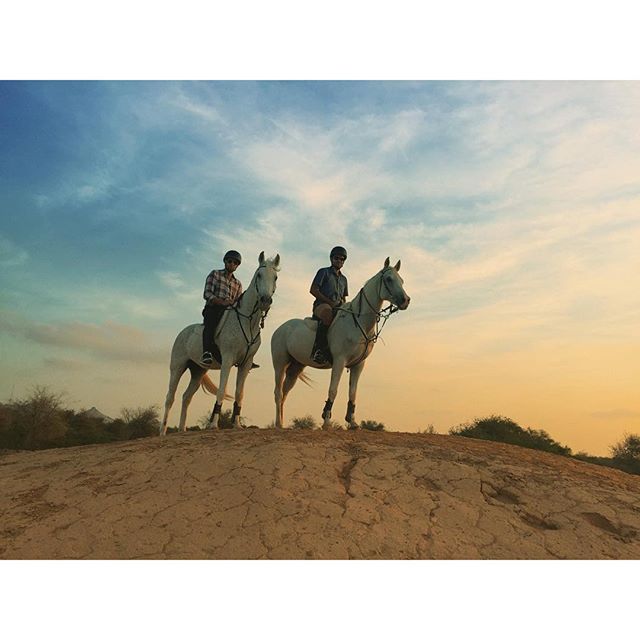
[1,428,640,559]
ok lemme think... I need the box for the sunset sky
[1,80,639,455]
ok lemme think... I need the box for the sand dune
[1,428,639,559]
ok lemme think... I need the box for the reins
[336,268,400,367]
[228,265,271,367]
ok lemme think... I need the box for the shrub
[290,415,317,430]
[196,409,241,430]
[608,434,640,474]
[610,433,640,461]
[449,415,572,456]
[360,419,385,431]
[120,406,160,439]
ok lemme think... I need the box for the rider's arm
[310,282,336,306]
[204,271,232,306]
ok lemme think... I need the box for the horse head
[381,257,410,310]
[256,250,281,310]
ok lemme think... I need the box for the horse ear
[274,253,280,268]
[384,257,390,268]
[258,251,265,265]
[394,260,401,272]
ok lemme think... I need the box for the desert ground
[1,427,639,559]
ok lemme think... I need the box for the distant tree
[420,425,437,434]
[11,386,68,449]
[360,419,385,431]
[119,406,160,439]
[449,415,572,456]
[0,402,19,448]
[608,433,640,474]
[610,433,640,461]
[64,409,111,446]
[290,415,317,430]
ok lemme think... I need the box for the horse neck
[352,272,384,333]
[236,271,261,329]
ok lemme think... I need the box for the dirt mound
[2,428,639,559]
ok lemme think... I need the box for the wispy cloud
[0,310,165,363]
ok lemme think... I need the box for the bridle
[228,264,274,366]
[337,267,402,366]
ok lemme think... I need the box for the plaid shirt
[203,269,243,306]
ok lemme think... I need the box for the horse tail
[287,359,313,387]
[200,372,234,400]
[200,373,219,395]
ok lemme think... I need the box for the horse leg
[322,357,347,430]
[346,361,366,429]
[178,364,204,432]
[272,352,290,430]
[209,360,234,429]
[160,361,188,436]
[232,361,252,428]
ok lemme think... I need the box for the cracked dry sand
[1,429,640,559]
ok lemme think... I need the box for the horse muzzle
[259,295,273,309]
[398,296,410,310]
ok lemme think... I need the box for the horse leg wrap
[345,401,356,422]
[232,401,241,421]
[322,399,334,420]
[209,402,222,422]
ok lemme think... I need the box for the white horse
[271,257,410,430]
[161,251,281,435]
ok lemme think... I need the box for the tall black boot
[202,305,224,365]
[312,322,331,364]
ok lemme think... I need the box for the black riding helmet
[330,246,347,260]
[224,249,242,264]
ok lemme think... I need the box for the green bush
[360,419,386,431]
[290,415,317,430]
[449,415,572,456]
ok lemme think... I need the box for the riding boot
[312,322,331,364]
[202,304,224,365]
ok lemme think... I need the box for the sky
[1,80,640,455]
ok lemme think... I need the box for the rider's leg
[202,304,225,365]
[312,304,333,364]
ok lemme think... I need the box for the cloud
[590,410,640,421]
[0,310,165,364]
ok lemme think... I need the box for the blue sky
[2,80,640,454]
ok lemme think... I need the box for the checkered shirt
[203,269,243,305]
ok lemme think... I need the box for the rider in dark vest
[309,246,349,364]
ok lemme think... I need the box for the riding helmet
[330,246,347,260]
[224,249,242,264]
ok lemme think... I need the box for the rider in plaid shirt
[201,250,243,366]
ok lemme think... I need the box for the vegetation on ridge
[2,387,640,478]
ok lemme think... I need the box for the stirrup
[312,349,328,364]
[201,352,214,366]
